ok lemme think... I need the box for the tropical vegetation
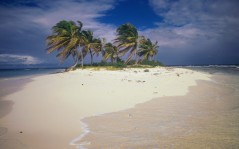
[46,20,84,71]
[138,37,159,62]
[114,23,140,64]
[102,42,119,63]
[81,30,102,65]
[46,20,161,71]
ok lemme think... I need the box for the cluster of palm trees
[46,20,159,71]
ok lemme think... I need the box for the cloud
[147,0,239,45]
[0,54,42,65]
[0,0,118,66]
[1,0,239,65]
[31,0,117,40]
[145,0,239,65]
[17,0,117,40]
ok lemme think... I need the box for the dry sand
[0,67,210,149]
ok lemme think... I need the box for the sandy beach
[1,0,239,148]
[81,79,239,148]
[0,67,214,149]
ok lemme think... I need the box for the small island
[0,1,239,149]
[46,20,162,71]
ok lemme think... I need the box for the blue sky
[99,0,162,29]
[0,0,239,67]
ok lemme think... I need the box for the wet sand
[0,78,32,149]
[79,75,239,148]
[0,78,32,118]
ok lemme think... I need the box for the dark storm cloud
[147,0,239,65]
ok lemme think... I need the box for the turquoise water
[0,68,64,79]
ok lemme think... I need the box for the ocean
[184,65,239,75]
[185,65,239,91]
[1,65,238,79]
[0,68,65,103]
[0,68,64,80]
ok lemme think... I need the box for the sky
[0,0,239,67]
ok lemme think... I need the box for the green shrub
[116,58,124,63]
[127,60,136,65]
[112,62,127,68]
[76,59,163,70]
[140,60,164,67]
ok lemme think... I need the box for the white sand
[0,67,210,149]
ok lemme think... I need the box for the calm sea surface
[185,65,239,90]
[0,68,64,80]
[184,65,239,75]
[0,68,65,99]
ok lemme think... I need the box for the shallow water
[0,68,64,80]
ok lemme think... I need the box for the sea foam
[70,120,91,149]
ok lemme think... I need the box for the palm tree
[81,30,102,65]
[114,23,140,64]
[46,20,85,71]
[138,37,159,61]
[103,42,119,63]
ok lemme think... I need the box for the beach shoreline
[0,67,211,149]
[79,76,239,148]
[0,77,33,119]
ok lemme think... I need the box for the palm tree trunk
[90,49,93,65]
[111,57,113,63]
[81,50,84,69]
[116,53,118,63]
[66,53,78,72]
[135,39,139,65]
[72,56,78,68]
[135,44,138,65]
